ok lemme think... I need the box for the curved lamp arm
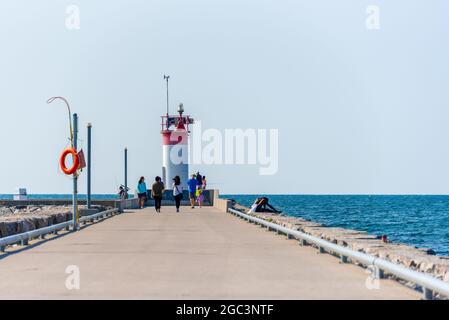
[47,96,74,147]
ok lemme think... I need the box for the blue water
[0,194,123,200]
[224,195,449,257]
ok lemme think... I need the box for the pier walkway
[0,207,419,299]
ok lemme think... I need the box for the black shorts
[189,192,196,200]
[138,193,147,199]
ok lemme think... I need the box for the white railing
[0,208,119,251]
[228,208,449,300]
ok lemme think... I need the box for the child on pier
[196,186,204,208]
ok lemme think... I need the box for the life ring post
[72,113,79,231]
[47,96,80,232]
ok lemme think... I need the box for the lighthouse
[161,103,194,189]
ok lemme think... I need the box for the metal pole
[72,113,79,231]
[164,75,170,116]
[124,148,128,198]
[164,75,170,130]
[87,123,92,209]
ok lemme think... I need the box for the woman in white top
[172,176,183,213]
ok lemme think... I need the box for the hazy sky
[1,1,448,195]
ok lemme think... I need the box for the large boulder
[0,222,8,237]
[16,218,36,233]
[0,207,13,216]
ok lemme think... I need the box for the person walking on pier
[187,174,198,209]
[196,186,204,208]
[151,176,165,213]
[196,171,203,187]
[137,177,148,209]
[172,176,183,213]
[202,175,207,190]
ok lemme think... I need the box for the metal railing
[228,208,449,300]
[0,208,119,251]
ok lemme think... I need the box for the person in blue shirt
[187,174,198,209]
[137,176,147,209]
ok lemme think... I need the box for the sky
[0,0,448,195]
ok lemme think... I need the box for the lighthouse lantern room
[161,103,194,189]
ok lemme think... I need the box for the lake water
[224,195,449,256]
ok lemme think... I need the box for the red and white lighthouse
[161,103,194,189]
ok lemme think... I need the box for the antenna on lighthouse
[163,75,170,116]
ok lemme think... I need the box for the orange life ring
[60,148,80,175]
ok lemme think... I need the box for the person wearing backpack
[151,176,165,213]
[172,176,183,213]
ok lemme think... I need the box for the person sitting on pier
[248,197,282,214]
[118,185,129,200]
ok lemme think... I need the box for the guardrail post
[300,239,308,246]
[319,246,325,254]
[423,288,433,300]
[21,238,29,246]
[287,234,294,240]
[341,255,348,263]
[374,266,384,279]
[0,246,5,252]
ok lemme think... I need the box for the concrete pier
[0,206,419,299]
